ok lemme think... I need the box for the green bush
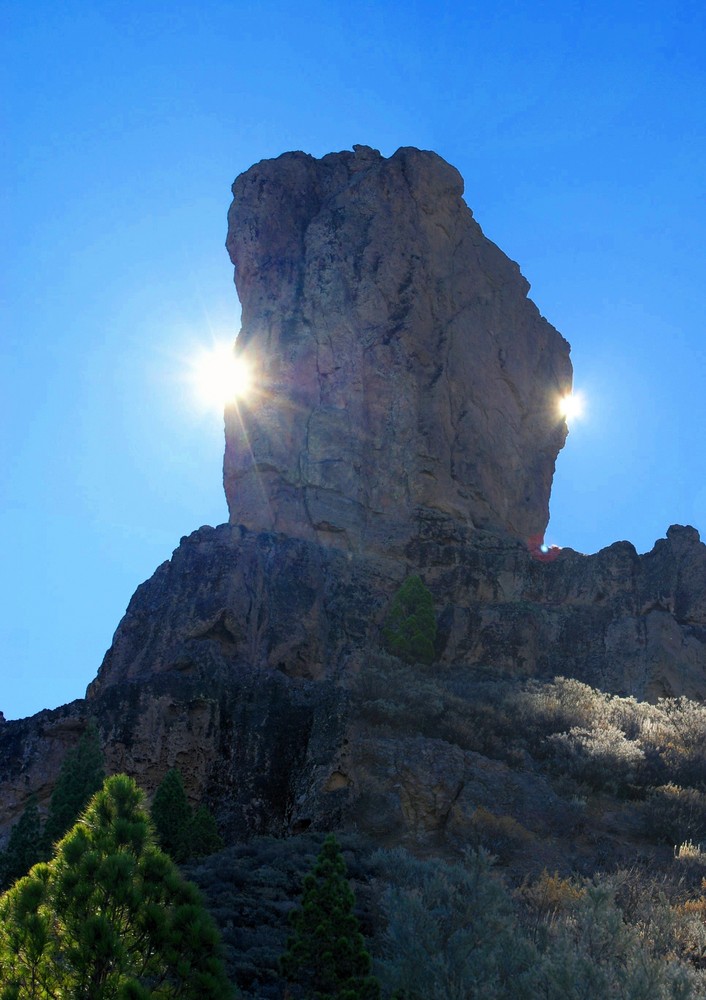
[382,576,437,665]
[185,833,330,998]
[374,848,539,1000]
[373,848,696,1000]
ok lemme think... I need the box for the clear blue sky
[2,1,705,720]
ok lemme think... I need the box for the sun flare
[558,391,585,424]
[191,343,253,408]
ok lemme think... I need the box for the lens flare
[191,343,252,407]
[558,391,585,424]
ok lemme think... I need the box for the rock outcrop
[6,520,706,849]
[224,145,572,559]
[3,146,706,866]
[87,522,706,706]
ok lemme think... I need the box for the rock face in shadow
[87,522,706,707]
[224,145,572,558]
[6,520,706,847]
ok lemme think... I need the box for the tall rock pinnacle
[224,145,572,557]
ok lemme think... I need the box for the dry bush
[516,869,585,919]
[468,806,534,862]
[643,784,706,846]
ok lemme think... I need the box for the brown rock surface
[224,145,572,558]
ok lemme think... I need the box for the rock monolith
[224,145,572,559]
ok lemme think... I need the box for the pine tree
[188,805,224,859]
[280,834,380,1000]
[152,768,193,862]
[382,575,437,665]
[152,768,223,862]
[0,796,43,891]
[0,774,235,999]
[43,721,104,850]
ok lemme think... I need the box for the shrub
[382,576,437,665]
[516,869,585,917]
[468,807,533,862]
[656,698,706,791]
[643,784,706,846]
[547,724,645,794]
[185,832,329,998]
[374,848,540,1000]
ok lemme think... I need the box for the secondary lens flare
[558,391,585,424]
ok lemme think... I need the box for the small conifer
[152,768,193,862]
[280,834,380,1000]
[382,575,437,665]
[152,768,223,862]
[189,805,224,859]
[0,796,43,891]
[43,721,104,850]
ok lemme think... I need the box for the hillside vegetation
[181,657,706,998]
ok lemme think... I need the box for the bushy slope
[185,659,706,997]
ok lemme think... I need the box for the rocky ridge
[3,146,706,867]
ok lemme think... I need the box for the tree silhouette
[151,768,223,863]
[0,796,43,891]
[42,720,104,850]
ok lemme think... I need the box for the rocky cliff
[3,147,706,863]
[224,145,572,558]
[5,518,706,849]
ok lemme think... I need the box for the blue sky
[2,0,705,720]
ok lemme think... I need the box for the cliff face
[224,145,572,558]
[6,520,706,849]
[3,146,706,859]
[87,521,706,706]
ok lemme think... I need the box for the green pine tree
[188,805,224,859]
[0,796,43,891]
[43,721,104,850]
[382,575,437,665]
[0,774,235,999]
[152,768,194,862]
[280,834,381,1000]
[152,768,223,862]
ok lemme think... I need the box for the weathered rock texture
[87,522,706,706]
[6,521,706,850]
[224,145,572,557]
[3,146,706,873]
